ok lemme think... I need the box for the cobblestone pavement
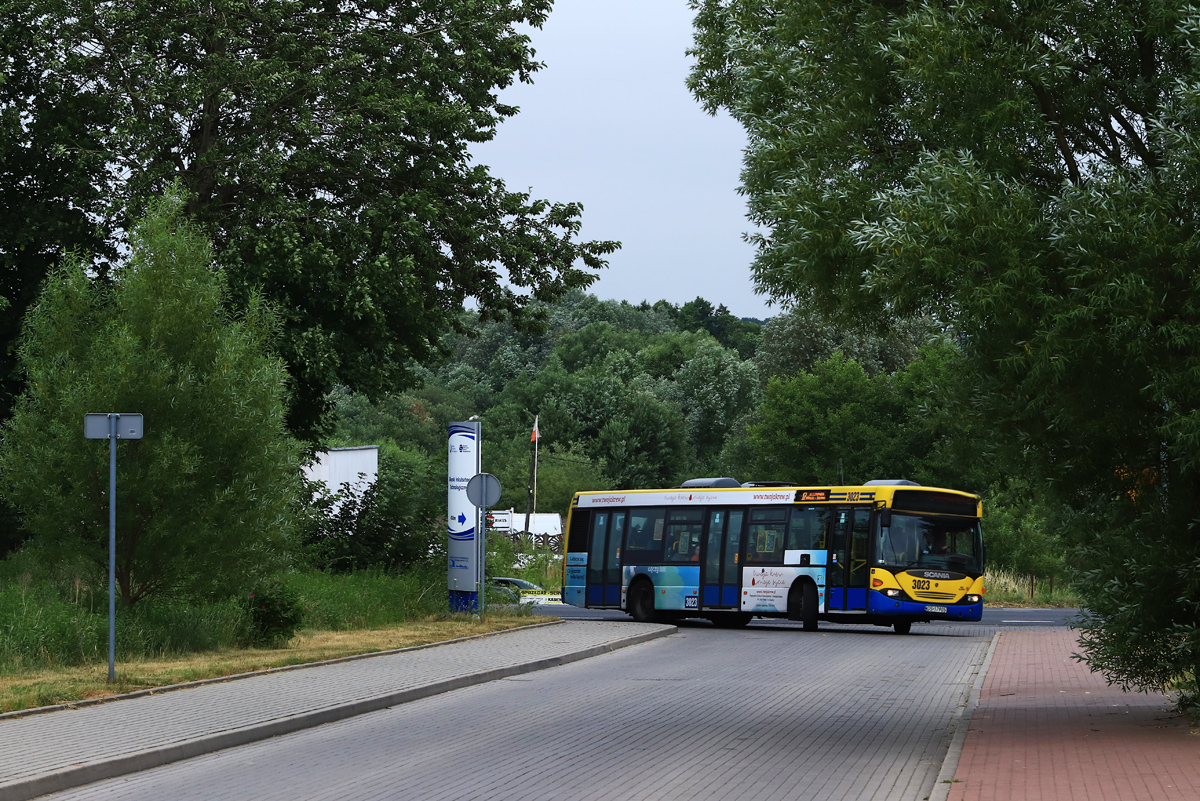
[0,621,672,801]
[950,630,1200,801]
[39,624,992,801]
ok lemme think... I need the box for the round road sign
[465,472,502,508]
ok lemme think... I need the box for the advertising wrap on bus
[562,481,984,634]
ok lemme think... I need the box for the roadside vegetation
[982,568,1079,609]
[0,199,1069,713]
[0,614,541,715]
[8,0,1194,721]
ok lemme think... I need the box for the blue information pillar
[447,421,482,612]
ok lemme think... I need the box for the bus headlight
[966,594,981,604]
[884,588,901,598]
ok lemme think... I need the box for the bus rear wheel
[789,580,819,631]
[627,580,657,623]
[893,620,912,635]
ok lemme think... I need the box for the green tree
[0,2,111,425]
[746,353,895,485]
[669,339,759,470]
[0,193,301,606]
[674,297,764,358]
[754,301,935,381]
[690,1,1200,710]
[3,0,618,440]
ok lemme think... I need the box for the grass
[0,560,555,713]
[984,566,1079,607]
[0,614,551,714]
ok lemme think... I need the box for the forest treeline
[325,288,1062,581]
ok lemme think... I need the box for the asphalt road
[46,623,995,801]
[535,603,1080,631]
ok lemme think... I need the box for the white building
[302,446,379,511]
[487,509,563,538]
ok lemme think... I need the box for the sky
[471,1,775,321]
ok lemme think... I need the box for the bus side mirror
[879,509,891,527]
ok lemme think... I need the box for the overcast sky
[471,1,775,321]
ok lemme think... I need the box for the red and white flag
[530,415,540,442]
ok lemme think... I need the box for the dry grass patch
[0,614,553,714]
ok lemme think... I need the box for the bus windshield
[876,513,983,574]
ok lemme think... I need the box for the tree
[744,353,901,485]
[754,301,935,381]
[672,297,764,358]
[689,1,1200,711]
[0,193,301,606]
[3,0,618,440]
[0,2,112,425]
[669,339,759,470]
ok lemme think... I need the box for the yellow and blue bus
[561,479,984,634]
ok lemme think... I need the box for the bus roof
[571,484,981,516]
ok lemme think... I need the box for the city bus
[560,479,984,633]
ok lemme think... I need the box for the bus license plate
[924,605,948,614]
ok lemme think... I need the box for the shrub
[244,581,305,646]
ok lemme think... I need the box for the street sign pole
[108,414,117,683]
[465,473,502,617]
[85,412,143,684]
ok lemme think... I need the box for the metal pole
[108,413,117,683]
[472,503,482,618]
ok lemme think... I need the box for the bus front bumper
[868,590,983,622]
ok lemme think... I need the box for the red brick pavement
[950,629,1199,801]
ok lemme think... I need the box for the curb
[0,624,675,801]
[929,631,1000,801]
[0,620,565,721]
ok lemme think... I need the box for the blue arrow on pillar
[457,513,467,524]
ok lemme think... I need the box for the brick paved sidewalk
[950,630,1199,801]
[0,620,673,801]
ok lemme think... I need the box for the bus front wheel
[627,580,657,623]
[894,620,912,635]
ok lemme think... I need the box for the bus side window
[787,506,830,550]
[664,509,703,563]
[746,508,787,563]
[625,508,666,563]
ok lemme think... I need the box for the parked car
[490,577,562,605]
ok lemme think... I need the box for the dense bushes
[244,580,305,646]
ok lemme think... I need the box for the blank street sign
[465,473,502,509]
[84,413,144,440]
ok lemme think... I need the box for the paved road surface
[537,603,1079,631]
[44,625,992,801]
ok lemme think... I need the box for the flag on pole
[530,415,540,442]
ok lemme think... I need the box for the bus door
[586,510,626,606]
[827,507,870,611]
[701,508,744,608]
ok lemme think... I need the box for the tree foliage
[0,1,112,424]
[0,194,301,606]
[690,0,1200,709]
[737,345,961,485]
[1,0,618,439]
